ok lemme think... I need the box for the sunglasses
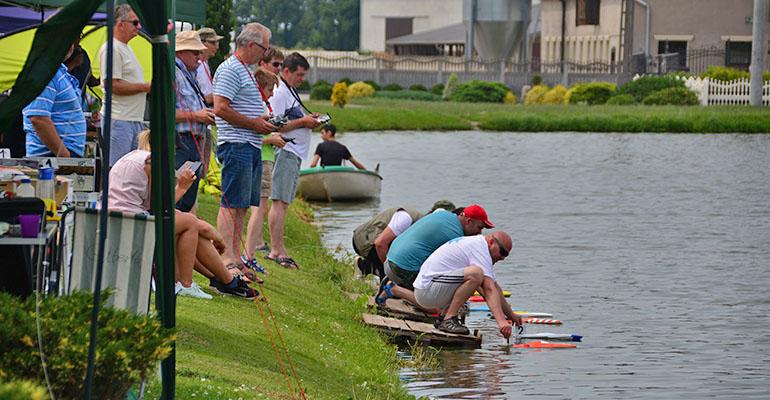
[271,61,283,68]
[121,19,140,27]
[254,42,269,52]
[492,236,510,258]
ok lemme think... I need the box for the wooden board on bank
[367,296,436,323]
[362,313,482,348]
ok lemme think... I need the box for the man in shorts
[414,231,522,336]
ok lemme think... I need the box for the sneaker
[175,282,213,300]
[436,316,470,335]
[209,276,260,299]
[433,314,445,329]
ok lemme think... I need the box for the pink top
[108,149,151,214]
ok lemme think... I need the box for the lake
[303,131,770,399]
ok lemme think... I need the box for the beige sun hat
[197,27,224,42]
[175,31,207,52]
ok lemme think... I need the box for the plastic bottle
[37,167,56,213]
[15,178,35,197]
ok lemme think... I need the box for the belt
[178,131,205,139]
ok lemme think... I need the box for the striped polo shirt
[22,64,87,157]
[212,56,263,148]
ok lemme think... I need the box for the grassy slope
[145,195,412,400]
[307,98,770,133]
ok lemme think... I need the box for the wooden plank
[362,313,481,348]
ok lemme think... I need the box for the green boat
[297,165,382,202]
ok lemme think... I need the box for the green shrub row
[374,90,442,101]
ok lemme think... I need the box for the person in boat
[352,200,455,278]
[413,231,522,336]
[109,130,259,300]
[266,52,322,269]
[309,124,366,169]
[376,205,494,310]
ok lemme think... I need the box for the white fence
[680,77,770,106]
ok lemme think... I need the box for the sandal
[375,278,396,307]
[241,253,268,275]
[254,243,271,253]
[274,256,299,269]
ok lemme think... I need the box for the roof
[386,23,466,46]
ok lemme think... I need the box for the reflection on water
[302,132,770,399]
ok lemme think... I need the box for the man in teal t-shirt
[378,204,495,309]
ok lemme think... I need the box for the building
[539,0,766,72]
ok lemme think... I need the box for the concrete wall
[360,0,464,52]
[648,0,754,52]
[540,0,622,63]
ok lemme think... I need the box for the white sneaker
[175,282,213,299]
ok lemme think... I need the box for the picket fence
[679,77,770,106]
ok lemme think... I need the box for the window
[725,41,751,70]
[576,0,600,25]
[385,18,412,40]
[658,40,687,70]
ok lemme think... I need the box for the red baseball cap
[463,204,494,228]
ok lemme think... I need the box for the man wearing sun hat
[376,204,495,310]
[174,31,215,212]
[195,27,224,106]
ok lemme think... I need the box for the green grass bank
[307,98,770,133]
[145,194,413,400]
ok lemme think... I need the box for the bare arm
[213,95,276,134]
[481,276,512,338]
[348,156,366,170]
[495,281,522,326]
[29,116,71,157]
[309,154,321,168]
[195,218,226,253]
[175,108,215,124]
[277,115,321,132]
[174,169,195,202]
[110,79,150,96]
[373,227,397,262]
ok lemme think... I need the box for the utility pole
[560,0,567,85]
[621,0,635,75]
[465,0,477,60]
[750,0,768,106]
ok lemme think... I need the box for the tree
[205,0,234,71]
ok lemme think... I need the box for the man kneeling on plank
[413,231,523,336]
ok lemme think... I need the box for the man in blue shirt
[377,204,495,309]
[23,44,86,157]
[174,31,215,212]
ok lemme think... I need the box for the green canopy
[1,0,206,24]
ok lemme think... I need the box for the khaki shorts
[260,160,274,195]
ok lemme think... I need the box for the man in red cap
[376,204,495,310]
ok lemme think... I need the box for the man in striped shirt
[212,22,278,271]
[23,43,86,157]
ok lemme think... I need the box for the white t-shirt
[413,235,495,290]
[195,61,213,96]
[270,79,311,159]
[387,210,414,236]
[98,39,146,121]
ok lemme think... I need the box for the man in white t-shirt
[266,52,321,268]
[98,4,151,166]
[414,231,522,337]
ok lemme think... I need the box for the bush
[532,75,543,86]
[337,77,352,85]
[363,80,381,91]
[700,66,748,82]
[442,73,459,100]
[408,84,427,92]
[450,80,509,103]
[524,84,550,105]
[310,83,332,100]
[542,84,568,104]
[312,79,330,88]
[0,291,173,400]
[642,87,700,105]
[503,90,517,104]
[374,90,442,101]
[347,81,376,98]
[618,76,684,102]
[297,80,311,92]
[606,93,637,105]
[0,381,48,400]
[331,82,349,107]
[382,83,403,91]
[430,83,444,96]
[566,82,616,105]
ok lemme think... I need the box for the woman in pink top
[108,131,259,299]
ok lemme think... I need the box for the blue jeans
[217,142,262,208]
[175,132,203,212]
[104,119,146,166]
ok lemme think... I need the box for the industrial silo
[463,0,532,61]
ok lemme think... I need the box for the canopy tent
[0,0,179,397]
[0,0,204,25]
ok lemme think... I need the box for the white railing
[680,77,770,106]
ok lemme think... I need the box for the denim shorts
[271,150,302,203]
[217,142,261,208]
[175,132,203,212]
